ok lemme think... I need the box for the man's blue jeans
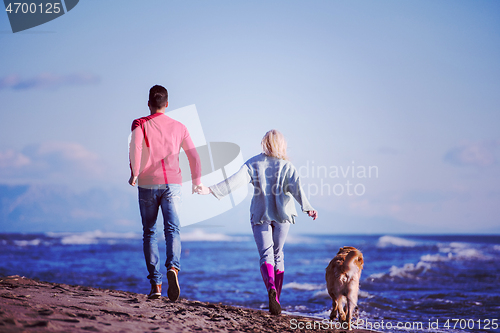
[138,184,182,286]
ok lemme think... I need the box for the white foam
[369,261,432,281]
[454,248,488,260]
[180,229,250,242]
[388,261,431,278]
[291,305,309,311]
[310,288,373,301]
[370,242,492,282]
[420,253,450,262]
[60,234,99,245]
[368,272,385,279]
[59,231,105,245]
[438,242,489,260]
[13,239,42,246]
[45,229,249,244]
[282,308,328,320]
[283,282,325,291]
[315,309,332,318]
[304,258,335,266]
[358,290,374,299]
[46,230,141,245]
[298,259,312,265]
[377,235,418,248]
[286,234,318,244]
[438,241,467,253]
[312,289,330,299]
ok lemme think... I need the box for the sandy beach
[0,275,375,333]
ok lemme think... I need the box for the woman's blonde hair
[261,129,288,160]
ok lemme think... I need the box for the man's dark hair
[149,85,168,110]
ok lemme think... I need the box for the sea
[1,231,499,333]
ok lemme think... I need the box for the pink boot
[260,263,281,315]
[275,270,284,303]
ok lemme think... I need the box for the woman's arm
[197,164,251,199]
[286,165,315,213]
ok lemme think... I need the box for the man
[129,85,201,301]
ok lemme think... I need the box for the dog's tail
[343,249,364,273]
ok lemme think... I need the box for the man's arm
[128,122,144,187]
[181,129,202,189]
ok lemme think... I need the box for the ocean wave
[282,308,328,320]
[315,309,331,318]
[283,282,325,291]
[377,235,419,248]
[311,289,330,299]
[389,262,432,278]
[420,253,452,262]
[180,229,250,242]
[13,239,43,247]
[369,241,494,282]
[3,230,250,245]
[437,242,490,260]
[47,230,141,245]
[437,241,468,253]
[298,258,331,266]
[368,260,432,281]
[0,234,55,247]
[61,234,99,245]
[358,290,375,299]
[309,288,374,301]
[286,234,319,244]
[452,248,489,260]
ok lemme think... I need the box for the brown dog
[325,246,364,330]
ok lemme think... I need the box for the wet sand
[0,275,374,332]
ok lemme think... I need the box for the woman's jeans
[252,221,290,272]
[138,184,181,286]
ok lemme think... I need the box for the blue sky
[0,1,499,234]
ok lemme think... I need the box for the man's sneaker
[148,284,162,299]
[167,268,180,301]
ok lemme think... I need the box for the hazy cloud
[0,141,104,186]
[32,141,99,165]
[0,149,31,168]
[444,140,500,167]
[0,72,100,90]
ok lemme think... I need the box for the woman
[197,129,318,315]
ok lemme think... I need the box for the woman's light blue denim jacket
[209,153,314,224]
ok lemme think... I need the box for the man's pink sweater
[129,113,201,186]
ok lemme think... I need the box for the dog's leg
[337,295,347,323]
[346,298,352,330]
[346,291,358,331]
[330,299,338,320]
